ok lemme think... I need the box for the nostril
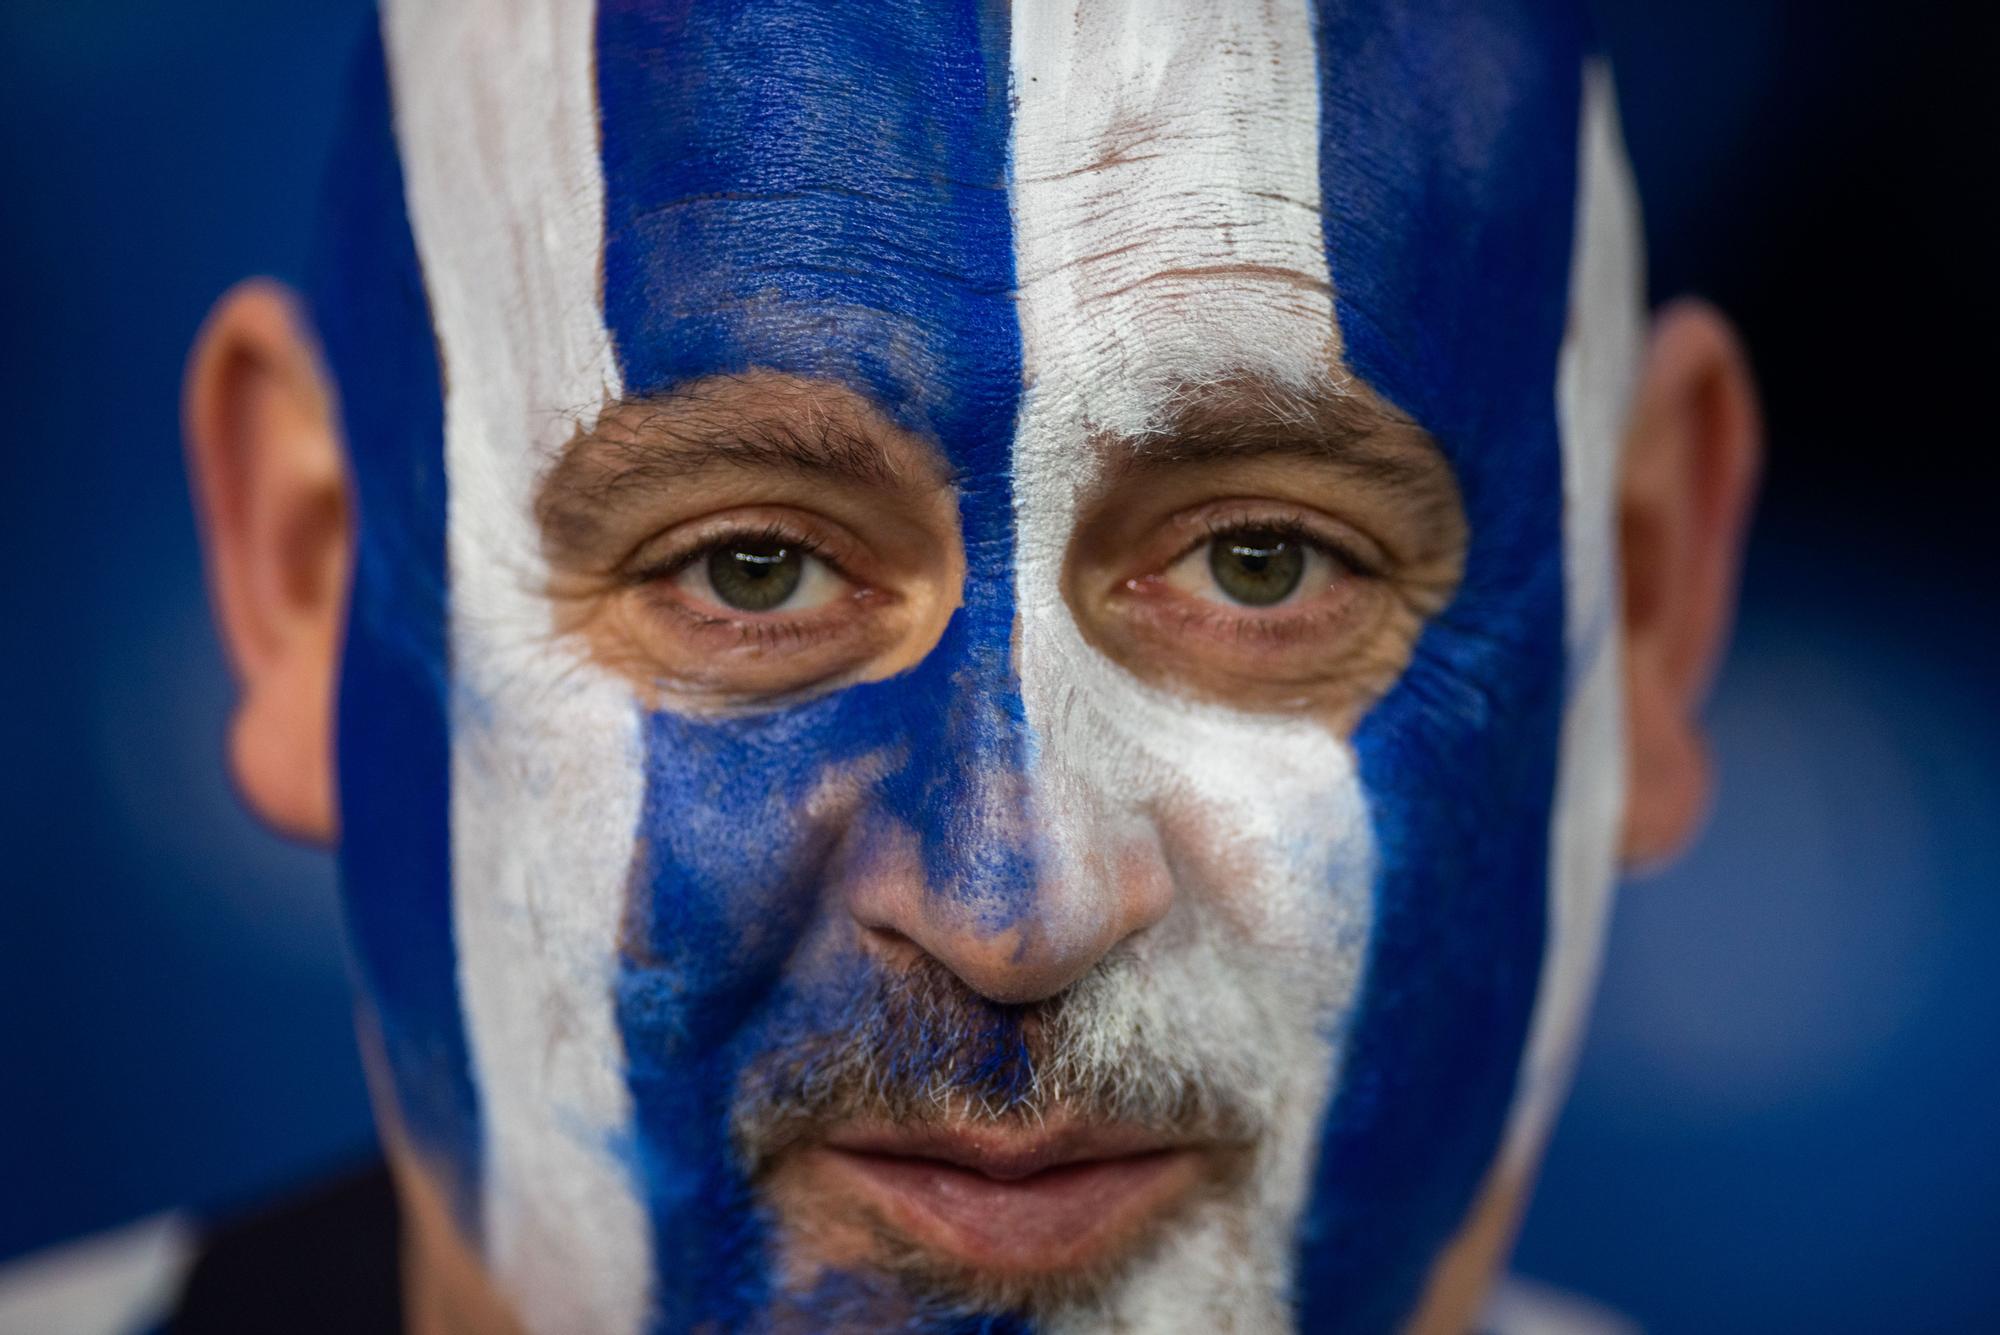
[840,819,1175,1005]
[860,905,1083,1006]
[858,922,927,972]
[930,921,1114,1006]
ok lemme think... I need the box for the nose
[847,811,1173,1004]
[840,608,1173,1003]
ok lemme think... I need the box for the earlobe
[1617,299,1762,868]
[185,280,351,844]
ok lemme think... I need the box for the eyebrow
[534,382,926,566]
[1123,426,1439,490]
[535,372,1450,569]
[1107,378,1446,490]
[550,401,911,492]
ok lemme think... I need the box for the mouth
[780,1118,1217,1278]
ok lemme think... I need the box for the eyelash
[1184,514,1377,581]
[628,520,843,590]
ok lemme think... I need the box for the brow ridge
[533,381,928,565]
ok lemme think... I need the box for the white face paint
[1503,60,1644,1175]
[356,4,1643,1332]
[1009,2,1372,1328]
[381,8,650,1333]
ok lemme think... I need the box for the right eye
[594,509,917,708]
[1162,524,1348,610]
[675,536,849,614]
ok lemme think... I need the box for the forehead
[564,0,1581,481]
[600,0,1329,427]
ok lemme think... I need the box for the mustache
[730,950,1266,1173]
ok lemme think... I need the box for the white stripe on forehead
[1010,0,1336,445]
[381,5,650,1333]
[1502,60,1644,1175]
[1010,4,1374,1326]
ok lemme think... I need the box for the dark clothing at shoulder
[169,1162,403,1335]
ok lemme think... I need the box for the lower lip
[808,1144,1207,1274]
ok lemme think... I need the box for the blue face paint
[316,2,1614,1330]
[1301,2,1589,1327]
[312,26,481,1228]
[594,1,1024,1326]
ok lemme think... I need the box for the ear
[1618,298,1763,867]
[185,280,351,844]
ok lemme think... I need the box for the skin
[186,275,1757,1331]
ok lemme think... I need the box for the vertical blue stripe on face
[593,2,1024,1327]
[1302,2,1588,1329]
[313,23,481,1231]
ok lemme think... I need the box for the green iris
[1209,529,1305,606]
[707,539,803,611]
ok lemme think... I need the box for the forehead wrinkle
[1010,2,1335,449]
[594,0,1021,484]
[1080,260,1331,310]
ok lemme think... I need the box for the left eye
[675,537,846,613]
[1164,527,1342,609]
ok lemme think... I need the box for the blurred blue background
[2,2,1994,1331]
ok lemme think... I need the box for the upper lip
[820,1118,1192,1181]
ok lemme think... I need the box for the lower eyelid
[1127,595,1366,657]
[631,582,861,652]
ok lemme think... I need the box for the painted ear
[1617,298,1763,868]
[184,280,352,844]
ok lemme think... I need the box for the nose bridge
[851,571,1167,1004]
[880,577,1038,922]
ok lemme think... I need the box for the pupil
[708,540,803,611]
[1210,529,1304,606]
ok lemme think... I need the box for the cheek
[1149,758,1376,965]
[1032,587,1376,923]
[617,707,896,1044]
[1020,588,1380,1008]
[1012,607,1392,1314]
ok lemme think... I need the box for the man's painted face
[315,1,1643,1330]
